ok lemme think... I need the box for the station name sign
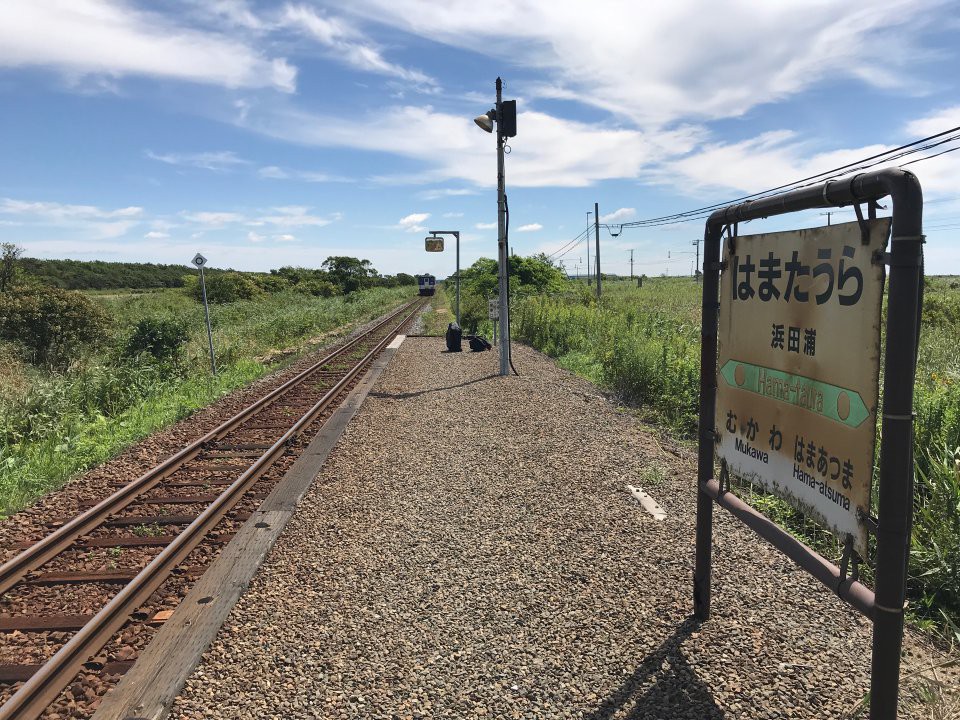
[716,219,890,555]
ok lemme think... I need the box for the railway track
[0,297,425,719]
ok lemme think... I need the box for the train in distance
[417,274,436,296]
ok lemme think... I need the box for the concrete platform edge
[92,346,400,720]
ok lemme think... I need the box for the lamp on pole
[425,230,460,327]
[474,77,517,376]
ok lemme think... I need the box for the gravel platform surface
[171,338,954,720]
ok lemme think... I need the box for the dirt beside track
[0,306,414,560]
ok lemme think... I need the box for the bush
[123,317,189,361]
[293,279,339,298]
[253,275,291,294]
[0,287,109,368]
[189,272,261,304]
[910,444,960,626]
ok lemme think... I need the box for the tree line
[0,243,416,369]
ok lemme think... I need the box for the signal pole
[629,249,634,278]
[594,202,601,298]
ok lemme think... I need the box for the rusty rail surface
[0,298,424,720]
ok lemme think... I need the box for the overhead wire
[616,125,960,230]
[539,123,960,263]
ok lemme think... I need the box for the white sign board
[716,219,889,556]
[192,253,208,268]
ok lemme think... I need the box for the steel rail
[0,299,422,720]
[0,299,418,596]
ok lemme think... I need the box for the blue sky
[1,0,960,277]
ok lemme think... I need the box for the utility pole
[495,78,510,375]
[472,77,516,376]
[821,211,833,226]
[693,238,701,283]
[629,249,634,279]
[594,202,601,298]
[585,212,592,286]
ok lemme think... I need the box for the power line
[546,226,591,261]
[617,125,960,230]
[542,123,960,261]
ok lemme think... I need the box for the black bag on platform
[445,322,462,352]
[468,335,492,352]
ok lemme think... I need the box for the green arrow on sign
[719,360,871,428]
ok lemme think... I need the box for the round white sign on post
[192,253,207,268]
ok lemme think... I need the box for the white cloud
[1,198,142,220]
[279,4,436,89]
[517,223,542,232]
[241,104,703,188]
[257,206,334,228]
[0,0,296,92]
[247,230,265,242]
[418,188,479,200]
[146,150,249,172]
[181,211,246,226]
[475,221,497,230]
[200,0,265,30]
[600,208,636,223]
[144,230,169,239]
[341,0,941,126]
[258,165,289,179]
[442,212,464,218]
[398,212,430,233]
[257,165,353,183]
[649,106,960,202]
[905,105,960,138]
[181,206,340,230]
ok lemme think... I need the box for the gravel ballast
[170,338,955,719]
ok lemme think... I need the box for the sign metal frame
[693,168,924,720]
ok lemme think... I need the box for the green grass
[0,286,414,515]
[420,284,453,336]
[513,275,960,637]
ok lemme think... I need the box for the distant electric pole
[629,249,634,278]
[692,238,701,283]
[594,202,601,298]
[821,211,833,226]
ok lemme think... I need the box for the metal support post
[456,232,460,326]
[496,77,510,376]
[693,224,721,620]
[199,265,217,376]
[869,175,923,720]
[594,202,601,298]
[427,230,460,327]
